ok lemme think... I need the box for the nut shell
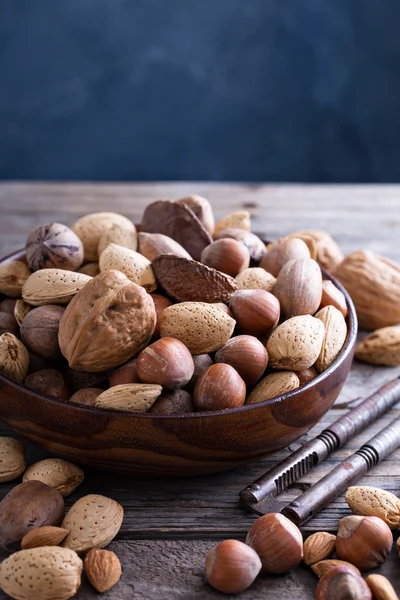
[23,458,84,497]
[97,222,138,256]
[291,229,344,271]
[260,237,311,277]
[336,515,393,571]
[267,315,325,371]
[355,326,400,366]
[26,222,84,271]
[345,486,400,529]
[0,332,29,383]
[20,305,65,360]
[109,360,140,386]
[58,270,156,372]
[205,539,261,594]
[215,335,268,385]
[177,194,215,235]
[235,267,276,292]
[99,243,157,292]
[22,269,92,306]
[0,311,18,335]
[247,371,300,404]
[214,228,266,262]
[229,289,280,336]
[193,363,246,411]
[95,383,162,412]
[320,280,348,317]
[138,231,191,261]
[14,299,31,327]
[0,260,31,297]
[201,239,250,277]
[186,354,214,391]
[273,258,322,319]
[137,337,194,389]
[0,437,26,482]
[25,369,70,401]
[213,210,251,236]
[151,293,173,338]
[315,305,347,372]
[72,212,134,262]
[69,388,103,406]
[316,565,372,600]
[150,389,194,414]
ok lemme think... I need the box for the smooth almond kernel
[0,437,26,482]
[345,486,400,529]
[366,574,398,600]
[99,243,157,292]
[23,458,84,498]
[72,212,135,262]
[95,383,162,412]
[213,210,251,236]
[311,559,361,579]
[85,549,122,593]
[22,269,92,306]
[21,526,70,549]
[273,258,323,319]
[0,546,82,600]
[303,532,336,565]
[315,305,347,372]
[355,326,400,366]
[247,372,300,404]
[235,267,276,292]
[267,315,325,371]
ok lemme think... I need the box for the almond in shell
[152,254,237,303]
[22,269,92,306]
[72,212,135,262]
[355,326,400,366]
[267,315,325,371]
[345,486,400,529]
[0,260,31,298]
[247,372,300,404]
[99,243,157,292]
[0,547,82,600]
[235,267,276,292]
[62,494,123,554]
[23,458,84,497]
[84,548,122,593]
[94,383,162,412]
[160,302,236,354]
[0,437,26,482]
[138,231,192,261]
[273,258,322,319]
[0,332,29,382]
[314,305,347,372]
[14,299,31,327]
[21,526,70,549]
[213,210,251,235]
[97,222,138,256]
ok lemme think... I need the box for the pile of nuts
[205,484,400,598]
[0,436,123,598]
[0,196,357,413]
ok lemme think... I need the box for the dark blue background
[1,1,399,182]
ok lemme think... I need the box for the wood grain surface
[1,182,400,598]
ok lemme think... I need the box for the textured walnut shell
[72,212,135,262]
[152,255,237,303]
[141,200,212,260]
[59,270,156,372]
[26,222,84,272]
[0,332,29,383]
[138,232,192,261]
[0,260,31,297]
[20,305,65,360]
[99,243,157,292]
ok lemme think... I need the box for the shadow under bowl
[0,249,357,477]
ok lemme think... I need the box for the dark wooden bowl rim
[0,248,357,420]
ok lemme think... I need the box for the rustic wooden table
[1,182,400,599]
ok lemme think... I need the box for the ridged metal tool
[240,377,400,525]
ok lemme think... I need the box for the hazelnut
[212,303,234,318]
[316,565,372,600]
[20,305,65,360]
[320,280,348,317]
[215,335,268,385]
[64,367,109,392]
[185,354,213,391]
[137,338,194,389]
[0,299,17,315]
[336,515,392,571]
[150,390,194,414]
[260,237,311,276]
[69,388,103,406]
[245,513,303,573]
[201,239,250,277]
[296,367,318,386]
[151,294,173,338]
[109,360,140,387]
[25,369,70,401]
[229,290,280,336]
[25,223,84,272]
[213,228,266,262]
[205,539,261,594]
[0,311,18,335]
[193,363,246,411]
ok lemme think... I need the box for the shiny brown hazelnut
[137,337,194,389]
[213,228,266,262]
[26,222,84,271]
[296,367,318,386]
[336,515,392,571]
[25,369,70,401]
[151,294,173,338]
[260,237,311,276]
[193,363,246,411]
[229,290,280,336]
[69,388,103,406]
[215,335,268,385]
[201,239,250,277]
[64,367,109,392]
[316,565,372,600]
[320,280,348,317]
[185,354,214,391]
[20,305,65,360]
[205,540,262,594]
[150,390,194,414]
[245,513,303,573]
[109,360,140,387]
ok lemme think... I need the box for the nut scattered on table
[23,458,84,497]
[84,548,122,593]
[205,539,261,594]
[345,485,400,529]
[335,515,393,571]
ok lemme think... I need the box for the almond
[315,305,347,372]
[311,559,361,578]
[260,237,311,277]
[213,228,266,262]
[333,250,400,330]
[0,437,26,482]
[366,574,398,600]
[160,302,236,354]
[290,229,344,271]
[0,547,82,600]
[138,231,192,261]
[177,194,215,235]
[152,255,237,303]
[0,260,31,297]
[235,267,276,292]
[22,269,92,306]
[0,332,29,382]
[97,222,138,256]
[213,210,251,235]
[141,200,212,260]
[23,458,84,497]
[303,532,336,565]
[62,494,123,554]
[84,548,122,593]
[247,372,300,404]
[21,526,70,549]
[345,486,400,529]
[99,243,157,292]
[95,383,162,412]
[72,212,135,262]
[267,315,325,371]
[355,326,400,366]
[273,258,323,319]
[14,299,31,327]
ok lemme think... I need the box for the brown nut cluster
[0,199,349,415]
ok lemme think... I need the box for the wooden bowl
[0,249,357,477]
